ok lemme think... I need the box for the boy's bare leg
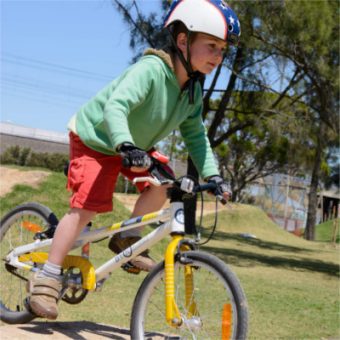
[109,184,169,272]
[132,184,169,216]
[29,208,96,319]
[48,208,96,265]
[122,184,169,237]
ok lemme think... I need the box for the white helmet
[164,0,241,45]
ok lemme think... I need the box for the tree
[245,0,339,239]
[112,1,300,181]
[112,0,339,239]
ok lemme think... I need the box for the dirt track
[0,321,131,339]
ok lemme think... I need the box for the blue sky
[1,0,162,133]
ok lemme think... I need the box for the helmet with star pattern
[164,0,241,45]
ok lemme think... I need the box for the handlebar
[123,154,228,205]
[123,153,175,184]
[194,183,228,205]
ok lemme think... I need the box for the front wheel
[131,251,248,339]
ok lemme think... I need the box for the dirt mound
[0,166,50,197]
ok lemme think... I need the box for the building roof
[0,122,68,144]
[318,190,340,200]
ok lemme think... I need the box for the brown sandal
[108,235,156,273]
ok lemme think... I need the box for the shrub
[1,146,68,172]
[18,147,31,166]
[26,152,48,168]
[1,145,22,165]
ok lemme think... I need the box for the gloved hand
[207,175,230,204]
[118,143,152,171]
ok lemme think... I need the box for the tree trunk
[304,122,325,240]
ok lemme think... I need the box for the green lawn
[0,168,339,339]
[315,218,340,243]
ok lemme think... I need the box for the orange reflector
[222,303,232,340]
[21,221,43,233]
[81,242,90,258]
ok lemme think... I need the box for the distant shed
[318,190,340,222]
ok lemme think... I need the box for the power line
[1,52,114,82]
[1,86,84,109]
[2,74,93,100]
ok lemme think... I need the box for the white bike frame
[3,174,228,330]
[5,200,185,283]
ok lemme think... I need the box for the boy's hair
[165,21,198,53]
[171,21,194,40]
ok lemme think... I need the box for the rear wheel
[0,202,56,324]
[131,250,248,339]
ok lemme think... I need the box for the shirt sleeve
[103,60,156,150]
[179,106,219,179]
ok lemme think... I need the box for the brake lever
[132,177,163,186]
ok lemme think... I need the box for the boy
[28,0,241,320]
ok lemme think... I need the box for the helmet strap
[166,28,199,104]
[186,31,196,104]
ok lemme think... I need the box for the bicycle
[0,156,248,339]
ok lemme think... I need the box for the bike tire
[130,250,248,339]
[0,202,56,324]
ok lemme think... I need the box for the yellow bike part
[18,252,96,290]
[164,235,194,327]
[184,264,198,318]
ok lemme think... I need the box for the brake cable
[178,175,219,246]
[195,194,219,246]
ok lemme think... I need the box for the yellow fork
[164,235,196,327]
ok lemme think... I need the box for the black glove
[118,143,152,169]
[207,175,230,203]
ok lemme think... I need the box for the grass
[0,167,339,339]
[201,206,339,339]
[315,218,340,243]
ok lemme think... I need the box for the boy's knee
[68,208,96,225]
[146,184,170,196]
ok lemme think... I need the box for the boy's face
[188,33,226,74]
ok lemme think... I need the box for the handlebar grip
[195,183,228,205]
[194,183,217,192]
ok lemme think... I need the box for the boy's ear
[176,32,188,53]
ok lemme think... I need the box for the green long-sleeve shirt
[69,49,218,179]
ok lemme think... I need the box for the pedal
[121,262,141,275]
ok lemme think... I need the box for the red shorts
[67,132,150,213]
